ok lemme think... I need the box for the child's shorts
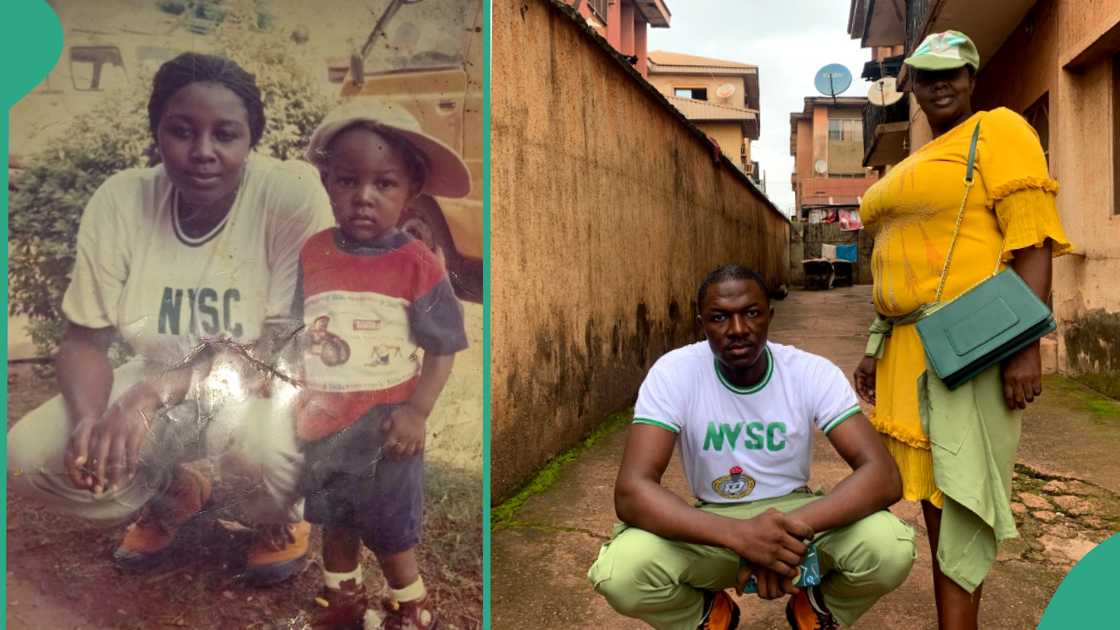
[299,404,423,556]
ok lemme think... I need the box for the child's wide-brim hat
[904,30,980,71]
[306,100,471,198]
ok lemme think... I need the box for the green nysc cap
[904,30,980,71]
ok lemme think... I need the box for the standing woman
[8,52,333,585]
[854,32,1071,629]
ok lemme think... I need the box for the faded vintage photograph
[6,1,484,628]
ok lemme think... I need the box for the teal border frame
[481,0,492,626]
[1040,532,1120,626]
[2,0,65,619]
[14,0,1118,627]
[0,0,492,624]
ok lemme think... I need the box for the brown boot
[377,593,439,630]
[113,464,212,571]
[311,579,369,630]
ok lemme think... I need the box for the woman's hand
[382,403,429,459]
[1001,342,1042,410]
[1004,240,1051,411]
[64,382,159,493]
[64,416,103,491]
[853,356,877,405]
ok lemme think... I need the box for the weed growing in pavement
[491,410,631,528]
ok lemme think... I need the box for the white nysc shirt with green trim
[60,154,334,368]
[633,341,861,504]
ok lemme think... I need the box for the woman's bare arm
[1002,240,1053,409]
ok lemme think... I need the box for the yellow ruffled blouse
[860,107,1071,506]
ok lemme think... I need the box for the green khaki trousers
[587,492,916,629]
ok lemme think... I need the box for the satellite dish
[715,83,736,99]
[868,77,903,106]
[814,160,828,175]
[814,64,852,99]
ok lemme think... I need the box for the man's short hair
[696,265,769,314]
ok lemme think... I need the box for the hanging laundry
[839,209,863,231]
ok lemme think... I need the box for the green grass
[1044,374,1120,421]
[1086,398,1120,420]
[1077,373,1120,403]
[491,410,631,528]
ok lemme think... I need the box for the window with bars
[674,87,708,101]
[828,118,862,142]
[827,113,864,175]
[589,0,609,21]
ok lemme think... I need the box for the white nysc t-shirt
[633,341,861,504]
[61,154,334,367]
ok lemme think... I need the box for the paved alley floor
[491,285,1120,629]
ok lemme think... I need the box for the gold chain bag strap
[915,121,1056,390]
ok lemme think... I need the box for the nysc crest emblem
[711,466,755,500]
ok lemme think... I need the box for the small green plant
[491,410,631,528]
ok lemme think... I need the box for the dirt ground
[5,304,484,630]
[491,286,1120,629]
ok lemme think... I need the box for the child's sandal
[309,579,368,630]
[377,593,439,630]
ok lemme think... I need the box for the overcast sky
[648,0,873,215]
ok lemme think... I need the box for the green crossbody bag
[915,122,1056,391]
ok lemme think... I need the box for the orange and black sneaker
[113,464,212,570]
[698,590,740,630]
[241,520,311,586]
[785,586,838,630]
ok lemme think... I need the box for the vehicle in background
[332,0,483,302]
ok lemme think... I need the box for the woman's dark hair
[148,52,266,147]
[324,122,430,195]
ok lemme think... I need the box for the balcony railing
[863,98,909,157]
[862,55,904,82]
[906,0,934,52]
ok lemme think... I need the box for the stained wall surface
[491,0,791,499]
[971,0,1120,396]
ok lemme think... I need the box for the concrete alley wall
[491,0,791,499]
